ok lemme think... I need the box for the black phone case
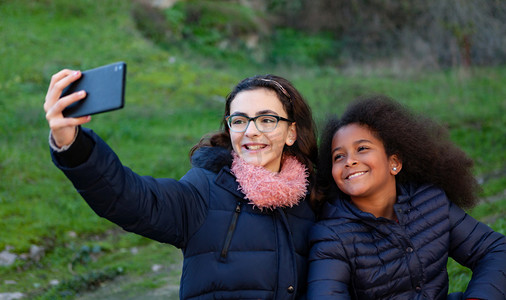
[62,62,126,118]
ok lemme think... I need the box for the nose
[345,154,358,167]
[244,119,261,136]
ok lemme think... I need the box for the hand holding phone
[62,62,126,118]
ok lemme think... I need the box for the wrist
[49,127,79,152]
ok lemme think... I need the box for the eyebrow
[331,139,373,154]
[230,109,280,116]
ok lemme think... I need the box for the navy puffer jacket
[308,183,506,300]
[51,128,315,299]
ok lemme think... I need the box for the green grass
[0,0,504,298]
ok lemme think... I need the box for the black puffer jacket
[307,182,506,300]
[51,128,316,299]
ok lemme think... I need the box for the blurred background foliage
[133,0,506,69]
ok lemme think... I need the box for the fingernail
[73,71,80,76]
[78,90,85,96]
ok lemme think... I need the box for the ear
[389,154,402,175]
[285,122,297,146]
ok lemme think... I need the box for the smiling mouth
[346,171,367,179]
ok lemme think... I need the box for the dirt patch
[75,273,180,300]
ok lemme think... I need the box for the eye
[333,153,344,162]
[357,145,369,152]
[231,117,247,125]
[259,116,277,124]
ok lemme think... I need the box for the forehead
[332,123,381,147]
[230,88,286,115]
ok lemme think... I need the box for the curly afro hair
[316,95,480,210]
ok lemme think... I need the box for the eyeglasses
[226,114,293,133]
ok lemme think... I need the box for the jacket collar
[190,146,245,199]
[191,146,232,173]
[321,182,416,221]
[215,166,245,199]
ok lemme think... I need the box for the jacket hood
[190,146,232,173]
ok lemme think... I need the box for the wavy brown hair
[190,74,318,197]
[317,95,480,209]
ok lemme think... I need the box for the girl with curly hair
[308,95,506,299]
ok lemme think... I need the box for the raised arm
[45,69,208,249]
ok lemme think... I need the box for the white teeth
[347,171,366,179]
[246,145,265,150]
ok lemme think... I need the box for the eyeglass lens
[228,115,280,132]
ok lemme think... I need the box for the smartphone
[62,61,126,118]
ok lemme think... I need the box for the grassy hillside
[0,0,504,298]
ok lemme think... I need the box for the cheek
[268,129,289,145]
[229,132,242,150]
[331,164,342,185]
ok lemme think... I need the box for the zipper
[220,202,242,261]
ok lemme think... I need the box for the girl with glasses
[44,70,317,299]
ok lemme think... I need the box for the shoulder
[311,198,365,241]
[313,194,369,238]
[399,182,446,199]
[398,182,449,210]
[318,194,358,222]
[394,182,452,228]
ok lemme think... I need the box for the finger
[48,115,91,131]
[45,70,81,108]
[48,69,74,91]
[45,89,86,116]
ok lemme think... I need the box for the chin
[241,155,265,166]
[339,187,365,198]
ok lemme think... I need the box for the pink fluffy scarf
[231,152,309,210]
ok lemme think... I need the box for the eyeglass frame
[225,114,294,133]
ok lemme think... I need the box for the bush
[133,0,268,60]
[267,28,341,66]
[270,0,506,68]
[132,0,340,66]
